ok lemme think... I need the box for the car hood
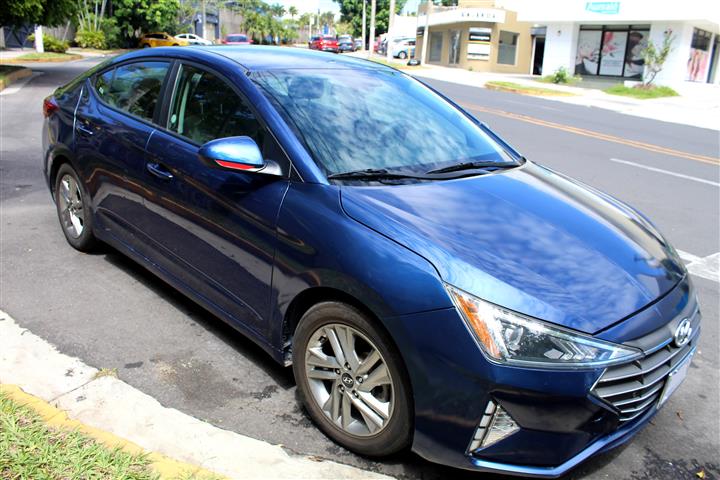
[340,162,685,334]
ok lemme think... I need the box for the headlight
[446,285,641,369]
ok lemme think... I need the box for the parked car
[354,38,363,50]
[43,46,700,478]
[338,35,355,53]
[392,39,416,59]
[138,32,188,48]
[176,33,213,46]
[223,34,252,45]
[309,35,339,53]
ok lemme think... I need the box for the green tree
[0,0,77,27]
[642,29,675,86]
[333,0,406,38]
[288,5,298,18]
[112,0,180,45]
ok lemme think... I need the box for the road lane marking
[609,158,720,187]
[677,251,720,283]
[462,103,720,165]
[677,250,702,263]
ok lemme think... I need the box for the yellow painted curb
[485,82,575,97]
[0,54,84,64]
[0,66,31,91]
[0,384,226,480]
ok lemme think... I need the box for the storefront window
[498,31,518,65]
[687,28,712,82]
[429,32,443,63]
[576,25,649,77]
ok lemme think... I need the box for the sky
[274,0,421,16]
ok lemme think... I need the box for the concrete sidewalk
[0,310,392,480]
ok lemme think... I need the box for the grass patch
[95,367,119,379]
[485,81,575,96]
[0,391,158,479]
[6,52,82,62]
[604,84,679,99]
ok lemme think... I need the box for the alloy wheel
[57,174,84,238]
[304,323,395,436]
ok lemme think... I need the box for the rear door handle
[76,122,94,136]
[146,162,174,180]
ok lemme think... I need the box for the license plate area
[657,350,694,409]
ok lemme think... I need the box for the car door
[75,60,171,251]
[141,62,290,339]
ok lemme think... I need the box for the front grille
[592,318,699,424]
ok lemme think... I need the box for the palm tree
[269,3,285,17]
[288,6,298,19]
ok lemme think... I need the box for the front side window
[253,68,515,176]
[94,61,170,121]
[168,64,263,146]
[498,31,518,65]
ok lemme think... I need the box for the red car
[222,34,252,45]
[309,35,339,53]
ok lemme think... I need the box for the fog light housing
[467,400,520,453]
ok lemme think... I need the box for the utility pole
[201,0,207,39]
[386,0,396,62]
[368,0,376,56]
[361,0,367,51]
[421,0,431,65]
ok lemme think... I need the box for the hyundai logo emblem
[673,318,692,347]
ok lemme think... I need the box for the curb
[0,54,84,64]
[0,66,31,91]
[484,82,576,97]
[0,310,392,479]
[0,384,224,479]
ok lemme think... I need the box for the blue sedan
[42,46,700,477]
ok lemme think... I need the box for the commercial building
[516,0,720,85]
[414,1,533,74]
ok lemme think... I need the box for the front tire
[54,164,96,252]
[293,302,412,457]
[398,51,408,59]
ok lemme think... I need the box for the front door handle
[146,162,174,180]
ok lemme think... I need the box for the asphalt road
[1,58,718,480]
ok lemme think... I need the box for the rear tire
[398,51,407,59]
[293,302,413,457]
[54,163,96,252]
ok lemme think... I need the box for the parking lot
[1,57,718,479]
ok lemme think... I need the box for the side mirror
[198,136,281,176]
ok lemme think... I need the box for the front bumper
[382,276,699,477]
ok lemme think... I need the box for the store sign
[418,8,505,27]
[467,27,491,60]
[469,27,491,43]
[585,2,620,14]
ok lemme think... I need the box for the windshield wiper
[327,168,429,180]
[426,161,519,175]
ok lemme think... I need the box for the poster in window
[599,31,627,76]
[687,28,711,82]
[467,27,491,60]
[623,30,647,78]
[575,30,601,75]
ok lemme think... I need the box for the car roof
[180,45,396,72]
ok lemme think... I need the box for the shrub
[75,29,107,49]
[551,66,571,84]
[27,33,70,53]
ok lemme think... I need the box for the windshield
[228,35,247,42]
[252,68,517,177]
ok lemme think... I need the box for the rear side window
[167,64,263,146]
[94,62,170,121]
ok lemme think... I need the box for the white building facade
[515,0,720,85]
